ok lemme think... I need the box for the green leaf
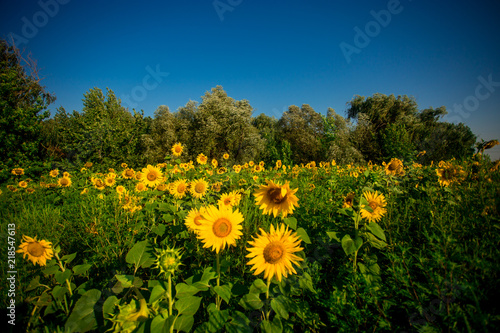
[326,231,341,242]
[73,264,92,276]
[366,233,388,249]
[64,289,101,333]
[366,222,387,241]
[296,227,311,244]
[214,285,232,304]
[341,234,363,256]
[52,285,68,300]
[61,253,77,264]
[206,309,230,332]
[55,269,72,285]
[151,313,175,333]
[152,224,166,237]
[283,217,297,230]
[114,275,135,288]
[42,264,60,276]
[225,311,252,333]
[102,296,119,320]
[261,316,283,333]
[175,296,202,316]
[271,297,289,320]
[149,284,167,304]
[125,240,155,273]
[175,283,200,299]
[26,276,42,291]
[238,293,264,310]
[249,279,268,294]
[174,314,194,333]
[192,267,217,290]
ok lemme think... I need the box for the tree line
[1,39,478,177]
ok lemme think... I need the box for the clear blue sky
[1,0,499,159]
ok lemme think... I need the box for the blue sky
[1,0,499,159]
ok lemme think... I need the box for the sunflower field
[1,150,500,332]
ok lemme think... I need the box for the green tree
[142,105,177,162]
[278,104,325,163]
[0,39,55,169]
[324,108,364,165]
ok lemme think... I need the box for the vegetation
[1,38,499,333]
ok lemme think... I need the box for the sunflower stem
[265,278,272,321]
[168,274,173,317]
[216,252,221,310]
[55,252,73,297]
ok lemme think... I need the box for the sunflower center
[268,188,286,204]
[27,242,45,257]
[194,215,203,226]
[369,201,378,211]
[175,146,182,153]
[388,162,397,171]
[61,178,69,185]
[147,173,157,181]
[213,218,232,237]
[224,198,231,205]
[177,184,186,193]
[263,242,285,264]
[125,170,134,177]
[195,183,205,193]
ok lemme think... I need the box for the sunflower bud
[154,246,183,278]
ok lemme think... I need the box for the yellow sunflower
[171,179,189,199]
[385,158,405,176]
[197,205,244,253]
[49,169,59,178]
[246,224,303,282]
[254,180,299,218]
[190,178,208,199]
[116,185,126,196]
[197,153,208,165]
[18,181,28,188]
[91,177,105,190]
[16,235,54,266]
[140,165,164,188]
[171,143,184,157]
[223,153,229,160]
[121,163,128,168]
[11,168,24,176]
[184,206,207,234]
[58,176,72,187]
[211,159,218,168]
[122,168,136,179]
[360,191,387,223]
[343,192,355,208]
[105,175,116,187]
[84,162,93,168]
[217,167,227,175]
[135,182,147,193]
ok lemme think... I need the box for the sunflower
[121,163,128,168]
[343,192,355,208]
[58,176,72,187]
[190,178,208,199]
[211,181,222,193]
[105,175,116,187]
[184,206,207,234]
[11,168,24,176]
[246,224,303,282]
[171,143,184,157]
[197,205,243,253]
[254,180,299,218]
[360,191,387,223]
[16,235,54,266]
[197,153,208,165]
[122,168,135,179]
[18,181,28,188]
[436,162,466,186]
[84,162,93,168]
[49,169,59,178]
[116,185,126,196]
[91,177,105,190]
[140,165,164,188]
[223,153,229,160]
[218,191,241,208]
[217,167,227,175]
[385,158,405,177]
[171,179,189,199]
[135,182,147,193]
[155,183,168,191]
[211,159,218,168]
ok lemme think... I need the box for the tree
[142,105,177,162]
[278,104,325,163]
[324,108,364,164]
[0,39,55,169]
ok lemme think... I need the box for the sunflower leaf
[73,264,92,276]
[64,289,101,333]
[249,279,268,294]
[239,293,264,310]
[214,285,232,304]
[175,296,202,316]
[366,222,387,241]
[296,228,311,244]
[125,240,155,273]
[283,217,297,230]
[174,314,195,332]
